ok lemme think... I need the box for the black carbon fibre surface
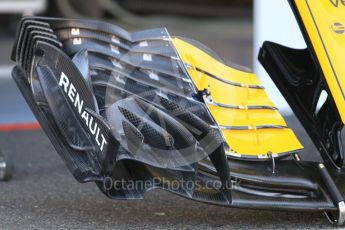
[10,16,334,217]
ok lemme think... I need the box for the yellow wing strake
[294,0,345,123]
[173,38,303,159]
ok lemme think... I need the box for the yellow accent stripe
[294,0,345,123]
[173,37,303,157]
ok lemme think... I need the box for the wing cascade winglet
[173,38,303,158]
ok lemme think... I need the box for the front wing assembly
[9,9,345,225]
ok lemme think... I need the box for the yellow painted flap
[173,37,303,158]
[294,0,345,123]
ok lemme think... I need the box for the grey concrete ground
[0,131,336,229]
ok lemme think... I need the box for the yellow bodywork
[173,38,303,158]
[294,0,345,123]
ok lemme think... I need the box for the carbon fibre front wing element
[10,16,345,225]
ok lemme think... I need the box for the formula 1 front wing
[10,9,345,226]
